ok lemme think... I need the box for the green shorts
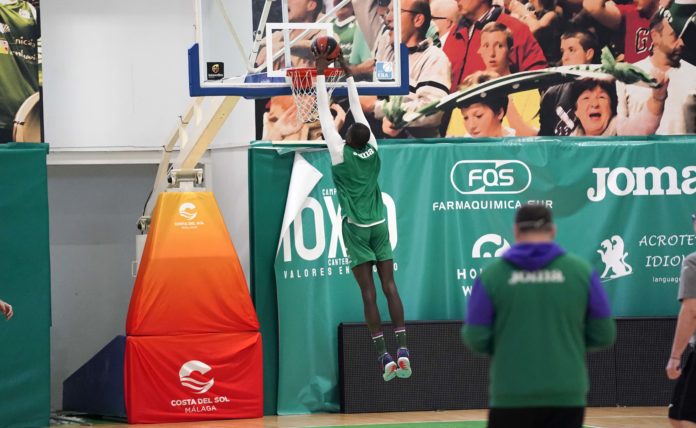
[342,218,393,269]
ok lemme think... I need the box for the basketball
[311,35,341,61]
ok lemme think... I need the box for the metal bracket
[168,168,204,187]
[137,216,151,232]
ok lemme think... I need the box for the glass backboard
[189,0,408,98]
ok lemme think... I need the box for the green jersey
[335,16,371,65]
[333,16,357,60]
[463,243,616,408]
[316,75,384,226]
[331,144,384,225]
[0,1,40,130]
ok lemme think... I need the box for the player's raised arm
[316,58,345,165]
[339,57,378,150]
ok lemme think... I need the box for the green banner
[248,146,295,415]
[0,143,50,427]
[267,137,695,414]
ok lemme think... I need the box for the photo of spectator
[333,0,372,64]
[616,11,696,134]
[354,0,396,62]
[582,0,658,63]
[539,28,599,136]
[368,0,453,138]
[571,75,667,136]
[571,78,617,136]
[0,0,41,144]
[443,0,547,89]
[254,0,695,140]
[255,0,324,70]
[448,22,540,136]
[430,0,460,44]
[509,0,563,64]
[455,71,515,137]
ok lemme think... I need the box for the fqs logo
[597,235,633,281]
[472,234,510,258]
[179,360,214,394]
[450,160,531,195]
[179,203,198,220]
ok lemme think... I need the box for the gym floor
[57,407,671,427]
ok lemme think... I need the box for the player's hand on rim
[336,56,353,78]
[316,56,330,76]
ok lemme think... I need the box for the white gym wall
[41,0,255,409]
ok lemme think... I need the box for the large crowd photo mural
[254,0,696,141]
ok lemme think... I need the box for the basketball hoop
[286,67,344,123]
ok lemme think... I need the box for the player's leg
[543,407,584,428]
[343,219,396,381]
[669,348,696,427]
[372,222,411,378]
[352,262,382,336]
[488,407,536,428]
[353,262,396,381]
[375,259,411,378]
[375,259,404,326]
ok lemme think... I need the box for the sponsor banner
[127,192,259,336]
[272,139,696,414]
[125,332,263,423]
[125,191,263,422]
[0,144,50,427]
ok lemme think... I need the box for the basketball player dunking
[314,42,411,381]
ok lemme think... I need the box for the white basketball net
[286,67,345,124]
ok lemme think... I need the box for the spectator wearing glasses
[366,0,453,138]
[430,0,460,44]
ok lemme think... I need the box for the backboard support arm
[138,96,240,233]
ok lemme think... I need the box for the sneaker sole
[383,361,397,381]
[396,357,412,378]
